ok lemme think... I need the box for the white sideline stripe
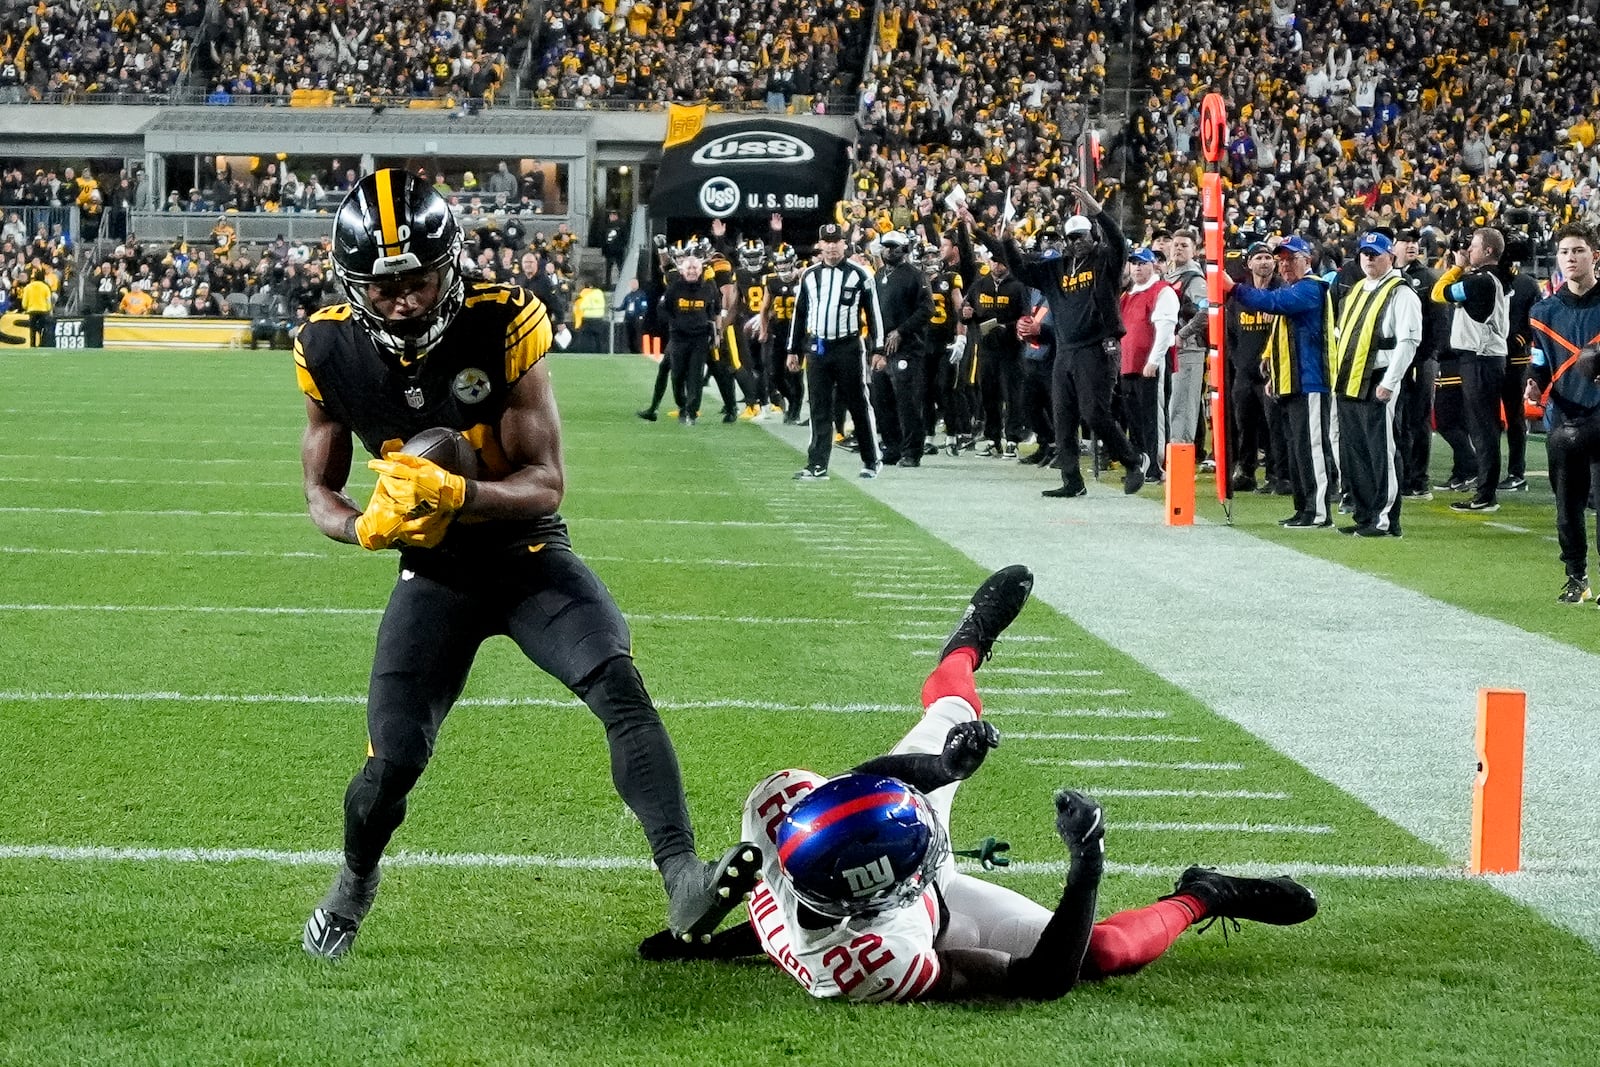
[911,648,1080,660]
[1084,788,1291,800]
[0,453,290,465]
[1485,522,1532,534]
[1,546,336,559]
[980,667,1105,678]
[1008,731,1202,744]
[1026,757,1244,771]
[987,708,1169,720]
[3,844,1512,880]
[1116,822,1334,835]
[0,605,861,625]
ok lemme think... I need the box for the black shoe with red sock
[939,565,1034,668]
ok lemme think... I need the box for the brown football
[398,427,481,479]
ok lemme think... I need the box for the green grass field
[2,350,1597,1065]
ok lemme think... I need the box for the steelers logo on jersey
[452,367,491,403]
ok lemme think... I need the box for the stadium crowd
[196,0,516,106]
[530,0,872,109]
[1129,0,1600,259]
[0,0,199,101]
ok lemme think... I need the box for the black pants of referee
[1459,354,1506,504]
[1054,338,1141,490]
[1282,392,1338,524]
[1397,358,1437,494]
[805,337,879,472]
[1546,412,1600,579]
[341,541,696,879]
[1338,394,1403,533]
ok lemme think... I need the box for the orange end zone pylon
[1165,443,1195,526]
[1469,687,1526,875]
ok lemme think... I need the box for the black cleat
[636,408,659,422]
[939,565,1034,667]
[1163,866,1318,930]
[1123,453,1148,494]
[1559,575,1592,604]
[303,866,381,959]
[1042,483,1088,498]
[665,843,762,944]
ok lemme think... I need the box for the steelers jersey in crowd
[293,281,566,552]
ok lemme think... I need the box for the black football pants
[1054,340,1141,488]
[1546,412,1600,579]
[342,543,696,876]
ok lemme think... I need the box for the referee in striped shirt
[787,223,886,479]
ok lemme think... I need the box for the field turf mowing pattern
[1,350,1596,1065]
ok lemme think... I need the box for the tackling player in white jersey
[641,565,1319,1001]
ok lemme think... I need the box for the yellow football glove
[390,511,453,549]
[368,453,469,518]
[352,479,410,550]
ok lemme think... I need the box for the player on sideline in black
[294,169,756,958]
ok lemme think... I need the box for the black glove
[940,720,1000,781]
[1053,789,1104,859]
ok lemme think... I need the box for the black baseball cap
[818,223,846,241]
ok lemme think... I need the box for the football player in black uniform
[733,238,773,417]
[295,170,756,958]
[759,245,804,422]
[922,240,967,455]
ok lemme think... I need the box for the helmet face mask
[773,244,799,281]
[775,774,948,920]
[739,239,767,273]
[333,169,465,360]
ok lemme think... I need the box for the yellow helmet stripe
[374,169,401,255]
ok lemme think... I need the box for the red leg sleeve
[920,648,982,714]
[1079,896,1203,980]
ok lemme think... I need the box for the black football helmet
[332,169,464,359]
[738,239,768,273]
[773,243,799,281]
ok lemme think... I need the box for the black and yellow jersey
[762,273,799,327]
[293,281,564,550]
[928,270,963,340]
[735,268,767,318]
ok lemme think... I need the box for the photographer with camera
[1432,227,1513,513]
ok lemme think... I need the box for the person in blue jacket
[1222,236,1338,528]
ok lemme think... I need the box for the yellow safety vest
[1330,275,1404,399]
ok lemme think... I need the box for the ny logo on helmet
[841,855,895,897]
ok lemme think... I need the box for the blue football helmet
[775,774,947,918]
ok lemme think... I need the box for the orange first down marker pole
[1469,688,1526,875]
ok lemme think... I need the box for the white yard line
[11,843,1538,880]
[1006,731,1202,743]
[1025,757,1245,772]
